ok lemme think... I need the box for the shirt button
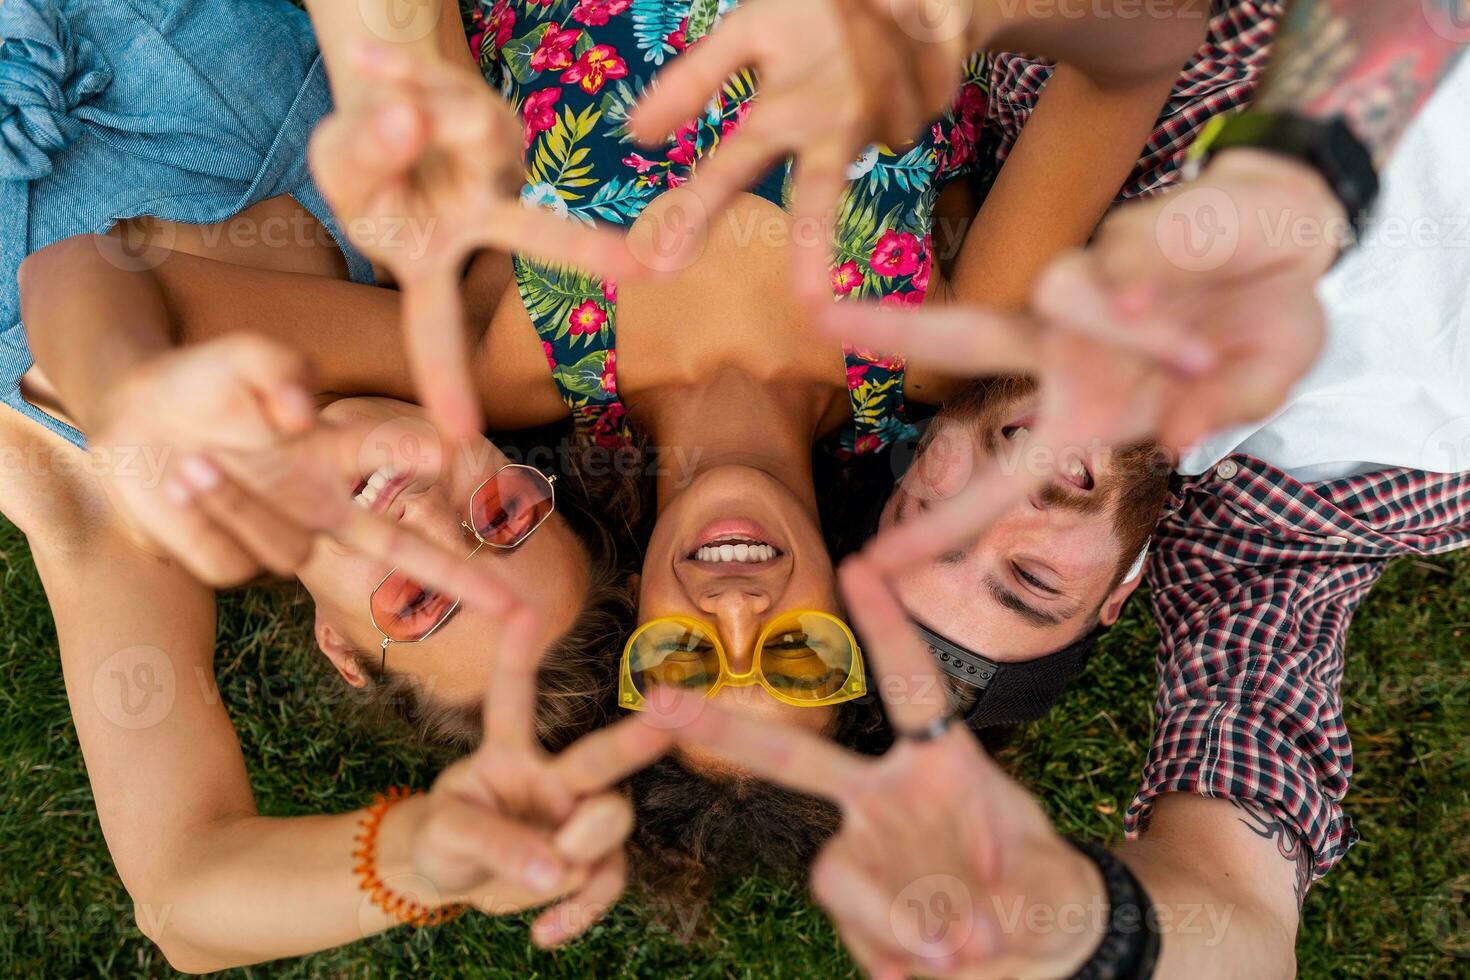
[1215,460,1239,480]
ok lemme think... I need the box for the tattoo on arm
[1259,0,1469,168]
[1230,799,1313,909]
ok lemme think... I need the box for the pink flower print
[522,88,561,148]
[531,25,581,73]
[563,44,629,95]
[600,350,618,394]
[571,0,631,28]
[870,230,921,278]
[831,260,863,296]
[569,300,608,335]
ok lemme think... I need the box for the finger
[554,716,673,794]
[810,856,922,971]
[483,607,543,750]
[642,689,869,802]
[185,457,314,576]
[674,119,794,248]
[217,335,316,436]
[531,849,626,948]
[1035,253,1214,375]
[862,460,1044,573]
[837,557,950,731]
[788,146,852,306]
[308,99,428,214]
[336,503,519,615]
[398,260,484,441]
[553,793,634,865]
[629,14,757,144]
[414,798,568,896]
[158,474,262,586]
[483,199,641,282]
[819,302,1039,376]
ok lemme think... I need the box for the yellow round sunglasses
[619,611,867,710]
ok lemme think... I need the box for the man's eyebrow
[984,575,1078,629]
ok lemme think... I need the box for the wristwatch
[1066,838,1160,980]
[1185,110,1380,243]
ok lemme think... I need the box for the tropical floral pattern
[476,0,993,452]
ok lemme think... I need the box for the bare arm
[302,0,476,105]
[20,237,561,432]
[3,411,439,971]
[1258,0,1469,167]
[1117,794,1305,977]
[942,65,1181,311]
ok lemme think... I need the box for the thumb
[308,99,428,214]
[217,335,317,437]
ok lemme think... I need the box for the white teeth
[1068,459,1087,478]
[693,542,778,564]
[352,466,401,508]
[1013,425,1030,439]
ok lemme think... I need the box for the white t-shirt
[1177,58,1470,482]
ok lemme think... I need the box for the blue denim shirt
[0,0,373,446]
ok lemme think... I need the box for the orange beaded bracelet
[353,786,466,928]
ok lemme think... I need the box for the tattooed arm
[1259,0,1469,167]
[1111,795,1309,977]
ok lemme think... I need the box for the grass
[1,517,1467,978]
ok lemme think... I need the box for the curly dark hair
[623,695,891,933]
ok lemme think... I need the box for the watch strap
[1188,110,1380,241]
[1066,838,1160,980]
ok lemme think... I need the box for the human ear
[315,620,369,688]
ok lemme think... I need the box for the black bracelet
[1066,838,1160,980]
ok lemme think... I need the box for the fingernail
[178,455,220,492]
[523,858,563,893]
[1174,341,1215,374]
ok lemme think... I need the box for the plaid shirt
[1124,458,1470,879]
[986,0,1282,201]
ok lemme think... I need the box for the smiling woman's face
[294,397,590,705]
[637,465,845,747]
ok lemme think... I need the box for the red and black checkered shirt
[986,0,1282,201]
[1124,458,1470,880]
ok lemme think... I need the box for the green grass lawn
[1,519,1466,977]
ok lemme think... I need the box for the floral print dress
[473,0,993,454]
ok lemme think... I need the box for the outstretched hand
[644,558,1104,979]
[410,610,674,946]
[92,333,521,613]
[629,0,974,300]
[310,43,641,438]
[821,150,1339,572]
